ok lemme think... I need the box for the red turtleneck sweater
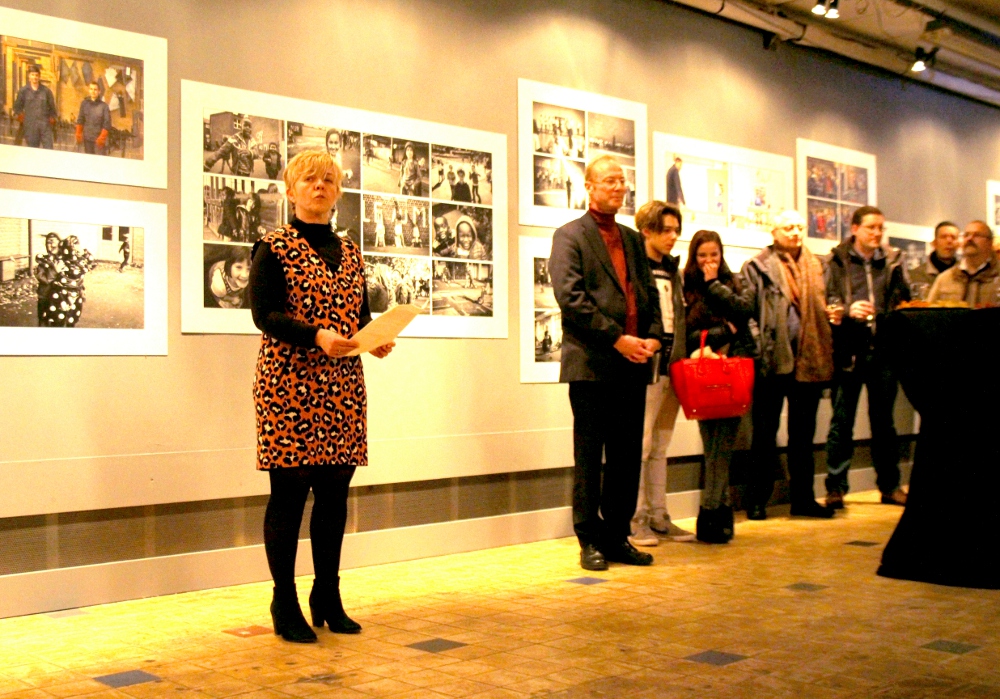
[588,207,637,336]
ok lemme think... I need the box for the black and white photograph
[840,164,869,205]
[432,261,493,317]
[430,203,492,261]
[364,254,431,314]
[533,257,556,309]
[806,157,838,200]
[203,111,283,180]
[533,155,586,210]
[532,102,586,159]
[587,112,636,168]
[430,145,492,205]
[362,135,429,196]
[889,236,927,272]
[332,191,361,247]
[622,166,637,216]
[1,37,144,160]
[203,176,283,244]
[534,309,561,363]
[286,122,361,190]
[362,194,429,256]
[203,243,251,310]
[0,218,144,328]
[807,198,839,240]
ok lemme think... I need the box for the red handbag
[669,330,755,420]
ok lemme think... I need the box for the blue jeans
[825,354,900,496]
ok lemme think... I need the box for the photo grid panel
[202,110,286,311]
[0,217,144,329]
[796,140,876,253]
[361,137,494,319]
[530,103,637,217]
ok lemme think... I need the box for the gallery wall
[1,0,997,520]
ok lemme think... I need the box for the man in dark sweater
[76,81,111,155]
[907,221,959,299]
[549,155,663,571]
[13,64,57,149]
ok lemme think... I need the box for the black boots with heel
[309,576,362,634]
[696,506,734,544]
[270,585,317,643]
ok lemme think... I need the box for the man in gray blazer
[549,155,663,571]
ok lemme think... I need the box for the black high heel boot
[310,576,361,634]
[270,585,317,643]
[696,507,730,544]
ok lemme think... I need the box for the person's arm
[205,140,233,170]
[705,274,754,322]
[248,241,323,348]
[887,257,912,310]
[549,226,622,346]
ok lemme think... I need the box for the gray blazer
[549,212,663,383]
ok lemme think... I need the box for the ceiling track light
[911,46,939,73]
[811,0,839,19]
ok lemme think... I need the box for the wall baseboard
[0,506,574,619]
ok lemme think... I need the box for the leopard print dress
[253,226,367,470]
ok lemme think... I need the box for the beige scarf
[776,246,834,383]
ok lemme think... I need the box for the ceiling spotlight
[826,0,840,19]
[812,0,828,16]
[911,46,938,72]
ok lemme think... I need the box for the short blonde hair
[635,200,682,234]
[584,154,621,182]
[283,150,343,202]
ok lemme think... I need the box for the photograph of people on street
[840,164,869,205]
[807,198,839,240]
[430,145,492,205]
[587,112,635,168]
[806,157,838,199]
[534,310,561,363]
[362,194,429,256]
[839,203,860,240]
[533,155,586,210]
[532,102,585,159]
[432,261,492,316]
[362,135,429,196]
[364,254,431,314]
[203,243,251,309]
[332,191,361,247]
[203,111,283,180]
[0,217,144,328]
[286,122,360,190]
[430,203,492,261]
[203,176,283,244]
[1,36,145,159]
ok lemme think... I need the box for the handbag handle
[699,330,708,366]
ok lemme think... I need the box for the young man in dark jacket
[741,211,836,520]
[629,201,693,546]
[824,206,910,508]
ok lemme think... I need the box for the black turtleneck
[248,218,371,348]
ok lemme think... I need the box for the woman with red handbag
[682,230,754,543]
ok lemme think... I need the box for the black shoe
[271,585,318,643]
[746,504,767,521]
[825,491,845,510]
[696,507,730,544]
[310,577,362,634]
[790,500,835,518]
[580,543,608,571]
[602,540,653,566]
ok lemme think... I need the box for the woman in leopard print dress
[249,150,394,643]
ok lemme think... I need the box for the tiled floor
[2,490,998,699]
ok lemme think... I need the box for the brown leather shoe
[825,491,844,510]
[880,488,907,506]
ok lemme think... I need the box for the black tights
[263,466,355,592]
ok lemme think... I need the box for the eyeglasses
[595,177,626,187]
[963,231,992,241]
[777,224,805,234]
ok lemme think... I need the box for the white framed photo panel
[0,189,167,355]
[653,133,793,250]
[181,80,508,338]
[518,79,647,230]
[796,139,877,255]
[0,6,167,188]
[518,235,560,383]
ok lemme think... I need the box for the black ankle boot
[270,585,317,643]
[720,505,734,542]
[310,577,361,634]
[696,507,730,544]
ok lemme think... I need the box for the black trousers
[264,465,355,591]
[568,380,646,549]
[746,374,823,508]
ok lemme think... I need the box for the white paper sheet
[345,304,420,355]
